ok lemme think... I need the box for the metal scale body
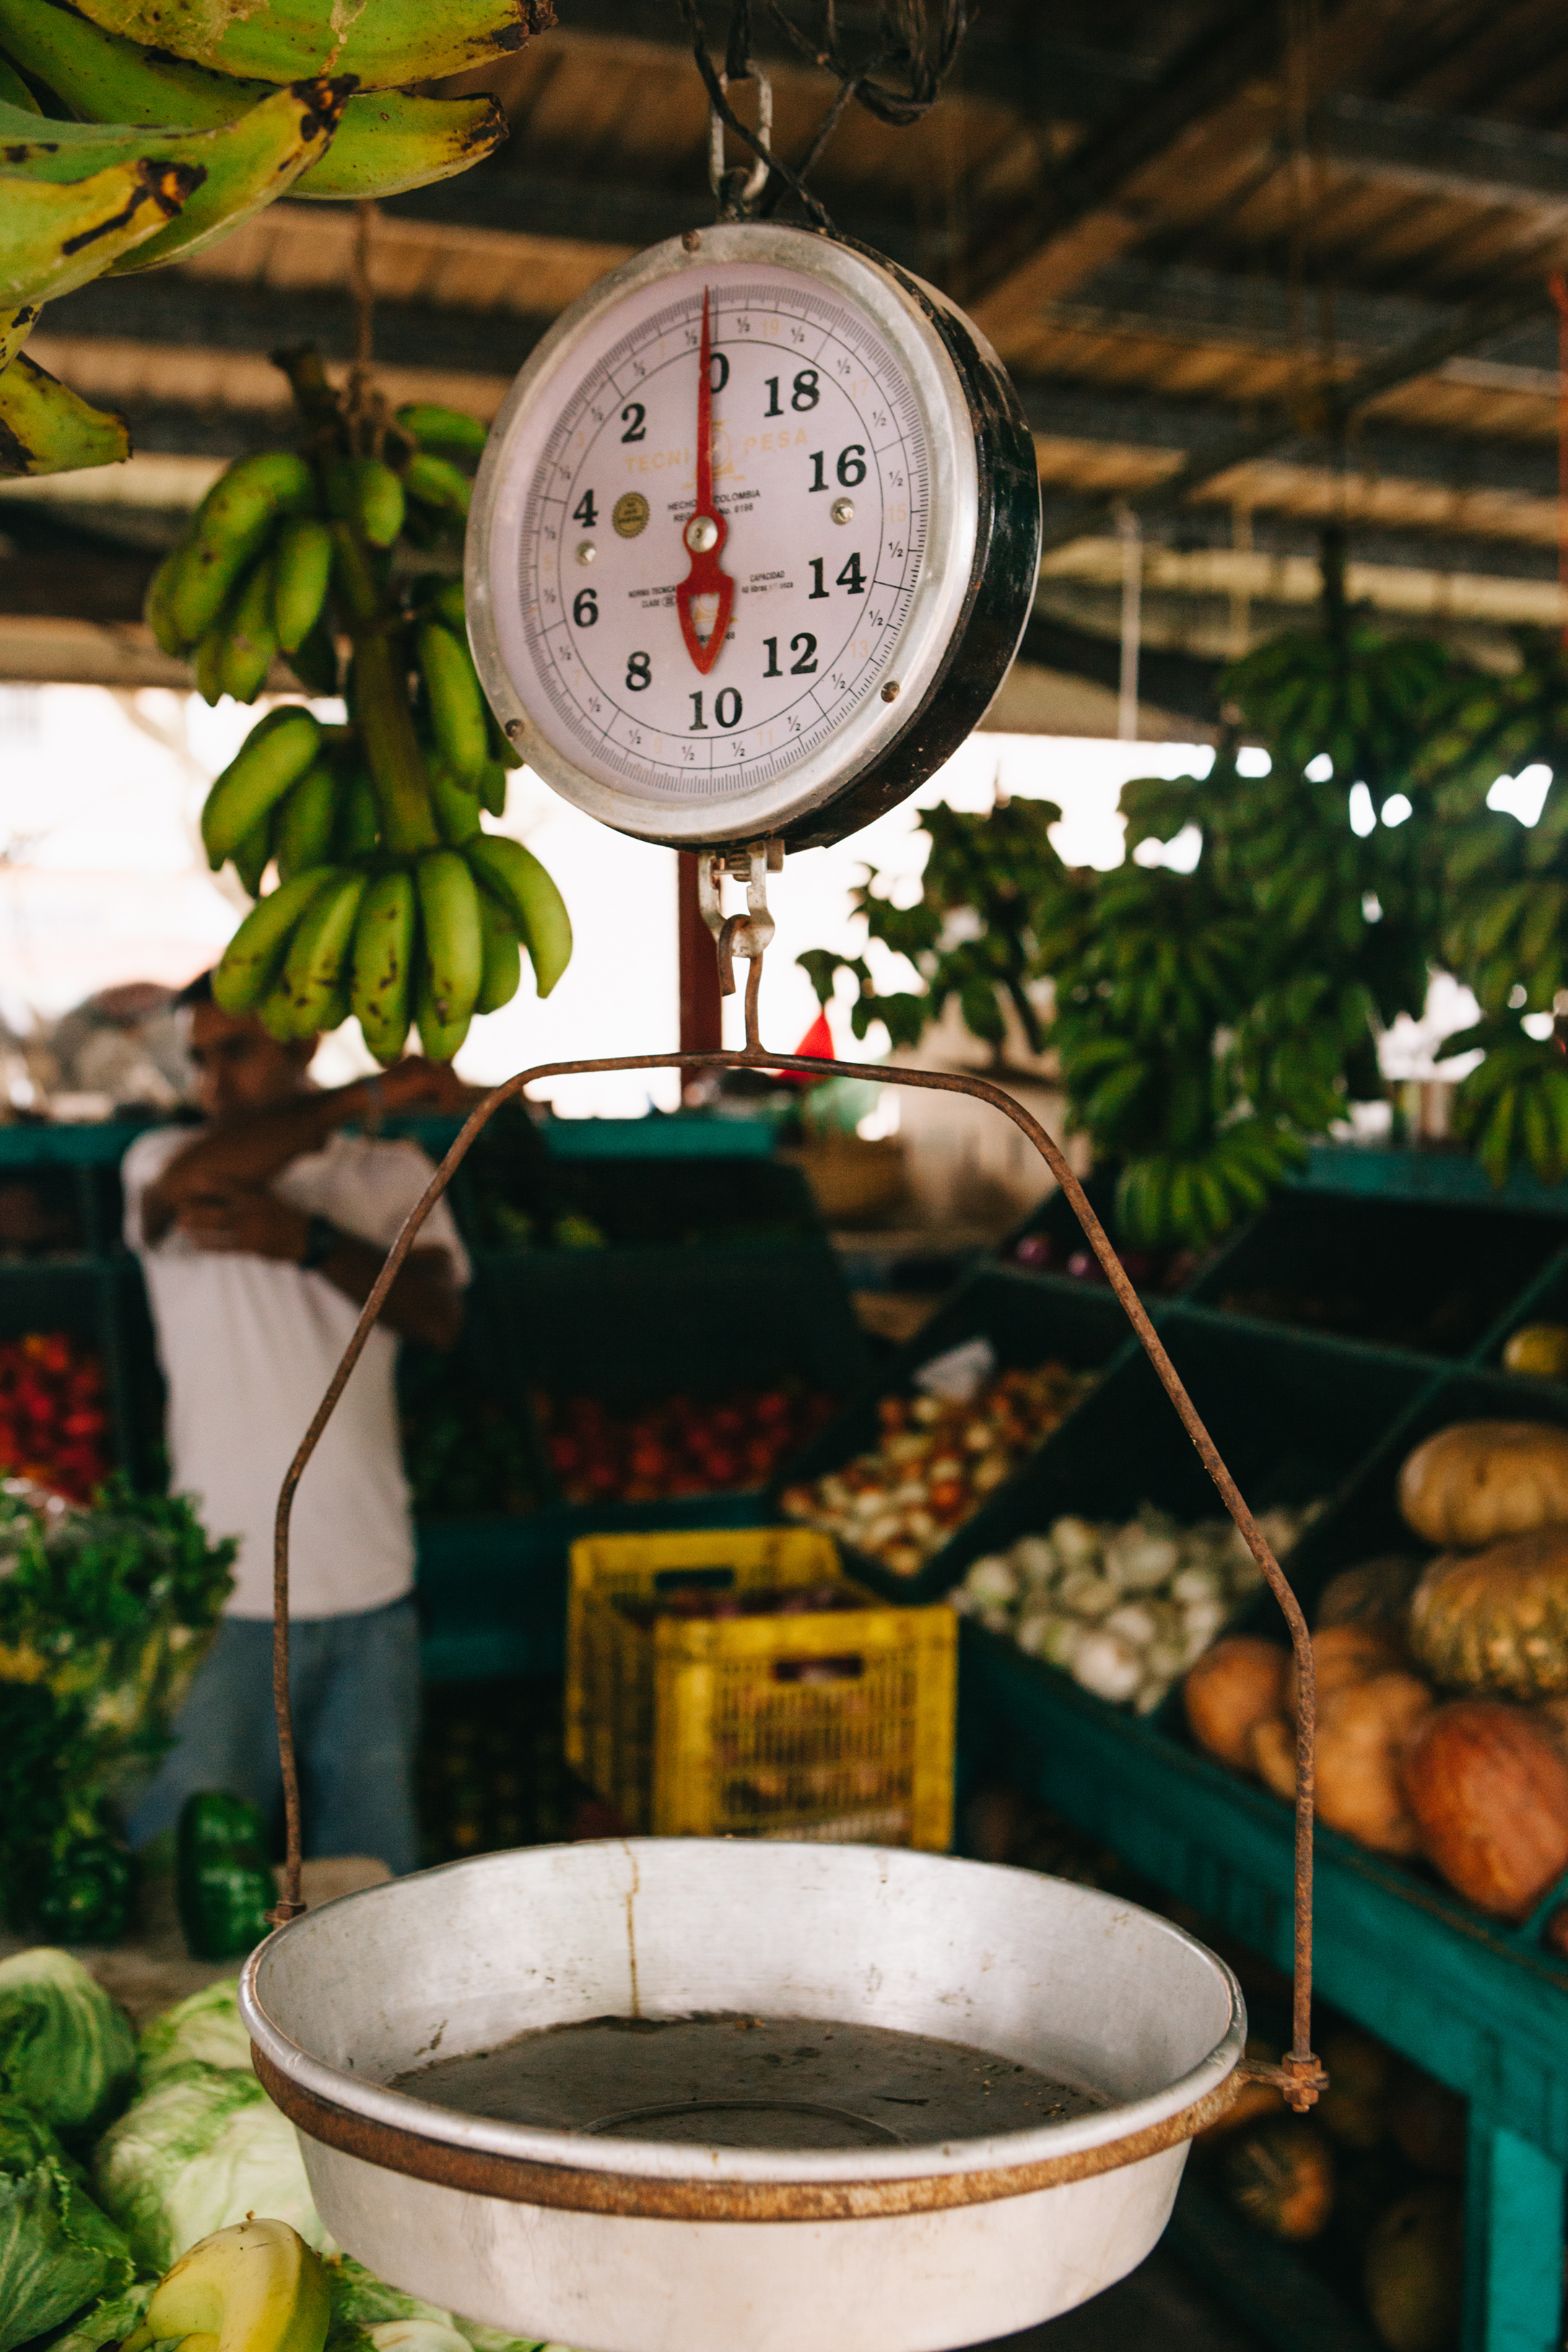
[239,216,1324,2352]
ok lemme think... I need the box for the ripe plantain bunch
[150,348,570,1065]
[0,0,551,476]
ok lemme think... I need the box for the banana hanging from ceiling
[0,345,128,472]
[0,79,348,273]
[0,0,508,200]
[19,0,550,92]
[0,149,193,305]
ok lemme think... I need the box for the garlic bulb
[1102,1603,1159,1650]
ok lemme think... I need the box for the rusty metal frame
[251,2043,1245,2219]
[268,973,1324,2118]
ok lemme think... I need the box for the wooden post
[677,851,723,1063]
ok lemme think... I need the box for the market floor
[974,2245,1263,2351]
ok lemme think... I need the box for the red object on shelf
[536,1382,839,1506]
[0,1332,110,1502]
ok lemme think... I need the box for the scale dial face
[468,225,1039,853]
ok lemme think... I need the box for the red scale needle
[676,288,734,676]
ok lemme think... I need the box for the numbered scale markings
[469,225,1040,853]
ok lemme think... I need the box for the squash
[1315,1556,1422,1630]
[1183,1637,1289,1769]
[1251,1712,1297,1798]
[1288,1621,1408,1721]
[1220,2118,1336,2241]
[1251,1712,1297,1801]
[1363,2185,1463,2352]
[1402,1699,1568,1918]
[1398,1419,1568,1549]
[1407,1526,1568,1699]
[1312,1673,1434,1855]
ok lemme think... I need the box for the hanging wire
[680,0,968,227]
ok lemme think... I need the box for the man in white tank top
[122,970,471,1874]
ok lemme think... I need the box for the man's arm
[140,1060,467,1245]
[174,1183,464,1350]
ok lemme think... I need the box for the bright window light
[1236,746,1272,777]
[1381,793,1413,827]
[1487,765,1553,826]
[1304,753,1334,781]
[1524,1012,1555,1040]
[1348,782,1376,836]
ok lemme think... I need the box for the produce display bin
[567,1523,955,1847]
[771,1268,1157,1601]
[1188,1187,1566,1362]
[938,1289,1568,2348]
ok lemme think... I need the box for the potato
[1184,1636,1289,1769]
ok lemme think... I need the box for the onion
[1052,1516,1101,1569]
[964,1556,1019,1607]
[1103,1603,1159,1650]
[1010,1535,1058,1585]
[1106,1528,1181,1590]
[1073,1629,1144,1702]
[1058,1569,1118,1619]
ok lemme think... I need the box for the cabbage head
[138,1977,251,2087]
[92,2060,334,2273]
[327,2255,552,2352]
[0,1948,136,2142]
[0,2096,134,2352]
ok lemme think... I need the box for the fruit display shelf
[929,1181,1568,2352]
[0,1112,851,1681]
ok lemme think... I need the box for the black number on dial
[808,560,828,599]
[715,689,743,729]
[790,633,818,674]
[572,490,598,528]
[710,350,730,395]
[835,553,866,595]
[762,638,782,677]
[837,445,867,487]
[791,369,819,410]
[620,404,646,443]
[627,650,652,690]
[764,378,782,417]
[572,588,598,627]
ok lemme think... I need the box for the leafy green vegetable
[138,1977,251,2089]
[92,2060,333,2273]
[0,1948,136,2142]
[327,2255,549,2352]
[0,2094,134,2352]
[41,2278,153,2352]
[0,1481,233,1937]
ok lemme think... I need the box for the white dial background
[474,237,979,843]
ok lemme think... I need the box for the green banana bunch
[0,79,347,273]
[0,0,508,199]
[58,0,546,91]
[0,147,194,304]
[121,2217,329,2352]
[183,355,570,1062]
[1450,1023,1568,1188]
[1117,1123,1307,1253]
[0,346,127,473]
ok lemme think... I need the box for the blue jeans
[128,1599,422,1876]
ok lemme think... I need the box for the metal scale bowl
[243,1839,1243,2352]
[240,873,1325,2350]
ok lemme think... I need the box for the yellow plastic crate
[565,1527,956,1849]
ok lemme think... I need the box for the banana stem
[349,619,438,856]
[273,344,438,857]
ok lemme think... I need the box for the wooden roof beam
[1037,276,1552,555]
